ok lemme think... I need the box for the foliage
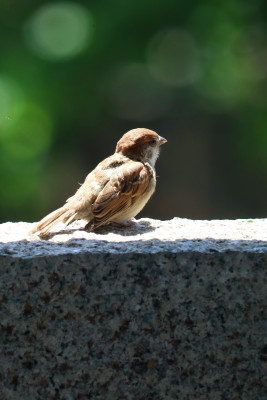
[0,0,266,222]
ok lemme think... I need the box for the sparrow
[31,128,167,237]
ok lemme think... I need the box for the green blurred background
[0,0,266,223]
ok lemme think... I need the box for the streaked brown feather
[89,161,151,229]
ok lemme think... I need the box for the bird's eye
[149,139,157,145]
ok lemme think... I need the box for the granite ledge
[0,218,266,399]
[0,217,266,258]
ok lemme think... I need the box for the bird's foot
[109,218,136,228]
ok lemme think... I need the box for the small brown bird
[31,128,167,237]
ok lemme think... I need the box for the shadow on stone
[33,218,157,240]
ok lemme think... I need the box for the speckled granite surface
[0,218,266,399]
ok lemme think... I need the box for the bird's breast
[112,164,156,223]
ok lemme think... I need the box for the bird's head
[116,128,167,167]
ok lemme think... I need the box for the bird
[30,128,167,237]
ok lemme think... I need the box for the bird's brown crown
[116,128,159,155]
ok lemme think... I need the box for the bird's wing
[90,161,151,228]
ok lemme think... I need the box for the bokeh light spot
[107,64,173,121]
[25,2,93,61]
[147,28,203,87]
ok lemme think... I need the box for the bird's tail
[30,206,78,237]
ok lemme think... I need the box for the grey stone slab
[0,218,266,399]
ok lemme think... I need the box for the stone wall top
[0,218,266,258]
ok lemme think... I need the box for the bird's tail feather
[30,206,77,237]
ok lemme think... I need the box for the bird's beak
[159,136,167,145]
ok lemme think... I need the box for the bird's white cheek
[149,148,160,168]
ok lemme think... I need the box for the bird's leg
[109,218,137,228]
[84,221,94,232]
